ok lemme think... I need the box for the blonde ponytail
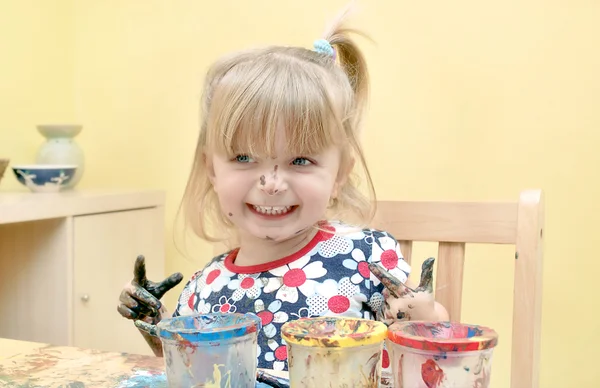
[321,8,377,225]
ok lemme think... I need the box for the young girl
[117,8,412,381]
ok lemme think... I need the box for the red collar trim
[224,223,334,274]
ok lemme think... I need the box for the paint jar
[386,321,498,388]
[281,317,388,388]
[136,313,261,387]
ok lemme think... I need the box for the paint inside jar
[281,317,387,388]
[386,321,498,388]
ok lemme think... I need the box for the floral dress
[173,220,411,381]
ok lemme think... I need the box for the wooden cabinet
[0,190,165,356]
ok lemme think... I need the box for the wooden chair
[371,189,544,388]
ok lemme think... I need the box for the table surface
[0,337,287,387]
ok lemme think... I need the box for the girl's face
[207,125,348,243]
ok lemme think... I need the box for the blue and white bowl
[12,164,77,193]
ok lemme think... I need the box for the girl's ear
[332,156,355,198]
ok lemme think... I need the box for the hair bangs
[206,55,347,159]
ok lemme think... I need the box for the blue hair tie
[313,39,336,59]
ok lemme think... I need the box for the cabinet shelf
[0,189,165,224]
[0,189,166,356]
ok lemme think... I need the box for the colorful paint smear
[0,339,285,388]
[0,343,166,387]
[421,359,444,388]
[281,316,387,348]
[387,321,498,388]
[116,370,168,387]
[281,317,387,387]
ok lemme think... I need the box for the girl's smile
[248,204,298,218]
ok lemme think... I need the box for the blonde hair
[179,9,376,243]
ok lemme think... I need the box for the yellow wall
[0,0,74,183]
[1,1,598,386]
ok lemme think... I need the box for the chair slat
[399,240,413,265]
[511,190,544,388]
[435,242,466,322]
[374,201,518,244]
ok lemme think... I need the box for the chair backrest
[371,189,544,388]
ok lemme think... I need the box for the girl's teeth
[253,205,292,215]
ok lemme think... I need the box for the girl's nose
[257,166,288,195]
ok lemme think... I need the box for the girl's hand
[370,259,449,323]
[117,255,183,324]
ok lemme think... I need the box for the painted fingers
[117,255,183,322]
[144,271,184,300]
[118,281,160,320]
[368,262,413,298]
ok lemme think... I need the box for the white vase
[35,124,85,189]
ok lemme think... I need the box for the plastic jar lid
[281,317,388,348]
[387,321,498,352]
[156,312,261,342]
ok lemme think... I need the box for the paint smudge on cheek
[260,175,266,186]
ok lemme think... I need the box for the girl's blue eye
[291,157,312,166]
[235,154,253,163]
